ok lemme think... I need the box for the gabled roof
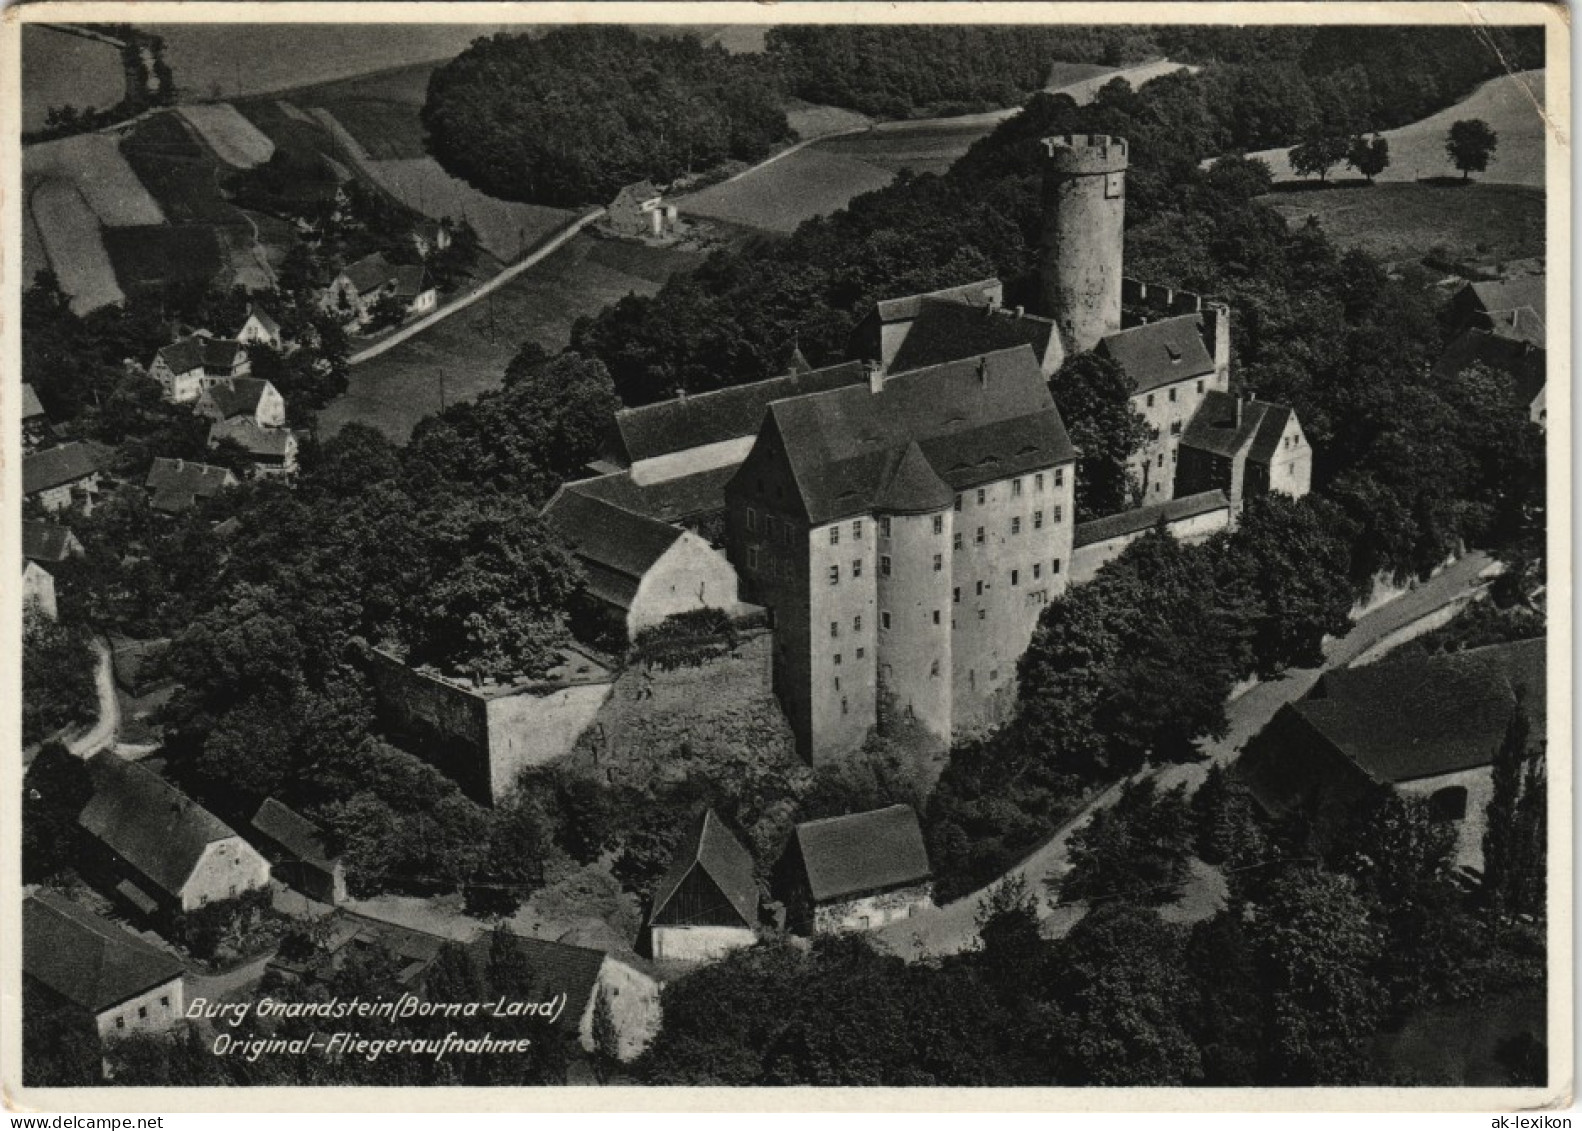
[209,420,295,458]
[24,892,184,1016]
[390,264,430,300]
[1073,489,1230,548]
[203,377,275,422]
[873,278,1003,324]
[22,382,47,420]
[1467,275,1545,322]
[889,297,1057,374]
[793,805,932,903]
[340,253,396,296]
[1179,391,1292,462]
[566,465,738,526]
[1294,637,1546,784]
[79,751,245,900]
[157,335,248,376]
[1246,402,1297,465]
[462,931,607,1032]
[22,520,82,563]
[609,362,867,465]
[24,442,104,495]
[1097,314,1215,393]
[649,809,759,930]
[542,487,685,611]
[242,304,281,337]
[1434,329,1547,408]
[747,346,1075,525]
[145,457,236,514]
[251,798,337,871]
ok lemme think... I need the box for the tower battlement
[1042,134,1130,171]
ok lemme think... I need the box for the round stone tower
[1038,133,1128,357]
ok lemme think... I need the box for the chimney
[866,359,884,394]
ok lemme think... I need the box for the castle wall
[1039,135,1127,354]
[486,682,612,797]
[876,508,953,748]
[1070,502,1232,585]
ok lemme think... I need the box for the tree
[1446,118,1498,180]
[1483,693,1545,920]
[22,609,95,746]
[1346,133,1390,182]
[1288,135,1349,181]
[366,292,409,331]
[1058,778,1196,907]
[23,981,103,1086]
[1191,762,1268,873]
[1047,352,1149,520]
[22,742,94,882]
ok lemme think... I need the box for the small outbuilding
[647,808,760,962]
[780,804,934,935]
[249,797,348,906]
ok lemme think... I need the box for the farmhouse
[24,891,186,1046]
[196,376,286,429]
[22,520,83,621]
[1236,637,1546,871]
[236,303,285,351]
[145,457,239,515]
[647,808,760,962]
[77,751,272,922]
[608,180,677,238]
[24,441,107,514]
[779,804,934,935]
[1448,270,1546,348]
[321,253,436,325]
[208,418,299,476]
[249,797,347,906]
[149,333,252,403]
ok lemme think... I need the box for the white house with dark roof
[1175,390,1311,514]
[24,441,107,514]
[321,253,436,326]
[647,808,760,962]
[208,419,298,476]
[22,382,52,451]
[249,798,346,905]
[24,891,186,1047]
[145,457,239,515]
[779,804,933,935]
[78,751,271,921]
[1450,272,1546,348]
[196,376,286,429]
[149,334,252,403]
[236,303,285,351]
[22,520,83,620]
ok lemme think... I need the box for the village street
[66,637,118,758]
[873,550,1497,961]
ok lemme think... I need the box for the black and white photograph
[2,2,1569,1111]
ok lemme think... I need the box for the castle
[549,134,1312,766]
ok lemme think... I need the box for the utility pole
[438,368,447,412]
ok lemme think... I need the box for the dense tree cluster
[21,611,95,747]
[423,28,790,207]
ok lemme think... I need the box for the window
[1011,517,1022,535]
[1011,569,1019,586]
[829,526,840,546]
[746,508,757,533]
[932,514,944,535]
[1052,558,1062,574]
[976,488,986,505]
[881,612,892,630]
[766,515,777,540]
[117,1017,126,1031]
[1035,472,1045,492]
[1033,562,1042,580]
[1169,387,1177,402]
[1012,478,1023,497]
[784,524,795,547]
[1055,467,1065,487]
[932,610,941,625]
[854,615,862,632]
[1053,505,1063,523]
[1171,420,1183,436]
[881,555,892,577]
[879,516,892,538]
[831,621,840,638]
[1429,786,1469,822]
[856,647,865,659]
[1157,453,1165,467]
[1031,589,1049,606]
[954,493,963,512]
[1147,393,1155,407]
[1034,510,1044,529]
[834,653,842,666]
[1196,379,1205,393]
[829,565,840,585]
[747,547,759,571]
[139,1006,148,1019]
[990,668,999,682]
[953,587,961,604]
[978,609,986,620]
[976,580,984,596]
[853,520,863,539]
[954,532,963,550]
[160,995,170,1008]
[1172,449,1178,463]
[933,553,943,572]
[853,558,863,578]
[930,659,941,676]
[841,697,849,715]
[975,526,985,545]
[834,676,840,690]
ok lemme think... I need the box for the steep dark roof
[874,440,954,514]
[22,382,46,420]
[649,809,759,929]
[24,442,104,495]
[252,798,337,870]
[1073,489,1230,548]
[1097,314,1215,393]
[462,931,607,1032]
[1178,391,1276,461]
[542,487,685,611]
[24,892,184,1015]
[1468,275,1545,321]
[145,457,236,514]
[568,466,737,526]
[341,253,396,296]
[243,304,281,337]
[1434,329,1547,408]
[158,335,247,375]
[890,298,1058,374]
[391,264,430,300]
[209,420,294,457]
[79,751,244,900]
[22,520,80,563]
[610,362,866,465]
[1294,637,1546,784]
[1247,402,1296,465]
[752,346,1075,524]
[204,377,273,422]
[793,804,932,903]
[874,278,1002,324]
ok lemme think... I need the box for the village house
[1174,390,1312,515]
[646,808,761,963]
[779,804,934,935]
[22,382,53,452]
[248,798,347,906]
[410,219,453,258]
[24,441,107,514]
[24,891,186,1049]
[1447,270,1546,348]
[208,418,299,477]
[195,376,287,429]
[148,333,252,403]
[77,751,272,924]
[236,303,285,352]
[1236,637,1545,872]
[22,520,83,620]
[144,457,240,515]
[320,253,437,326]
[608,180,677,239]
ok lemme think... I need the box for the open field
[289,62,434,159]
[786,100,873,140]
[102,225,226,293]
[29,180,125,312]
[1241,69,1546,187]
[678,145,896,232]
[1044,61,1118,91]
[318,234,703,442]
[120,113,242,225]
[20,25,125,133]
[24,133,165,226]
[176,103,275,168]
[1258,181,1545,267]
[820,119,1001,175]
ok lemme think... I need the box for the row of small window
[114,994,174,1029]
[746,509,822,544]
[1144,380,1207,408]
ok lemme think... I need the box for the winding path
[67,636,119,759]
